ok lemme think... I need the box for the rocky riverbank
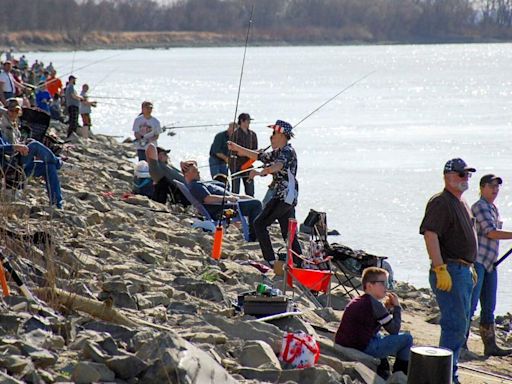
[0,123,510,383]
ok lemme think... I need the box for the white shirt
[0,71,15,93]
[132,114,162,150]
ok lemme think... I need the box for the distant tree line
[0,0,511,44]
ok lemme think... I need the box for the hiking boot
[479,323,512,357]
[392,358,409,374]
[376,358,390,379]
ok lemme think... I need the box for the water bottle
[270,288,282,296]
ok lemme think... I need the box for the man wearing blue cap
[228,119,302,267]
[419,158,478,384]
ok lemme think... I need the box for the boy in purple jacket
[335,267,412,376]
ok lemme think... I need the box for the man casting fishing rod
[228,119,302,268]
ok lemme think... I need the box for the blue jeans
[209,157,228,179]
[363,333,413,361]
[232,175,254,196]
[429,263,473,381]
[470,262,497,325]
[22,140,63,208]
[137,149,146,161]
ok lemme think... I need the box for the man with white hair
[420,158,478,384]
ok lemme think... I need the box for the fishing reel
[223,208,236,225]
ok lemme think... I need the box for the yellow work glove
[433,264,452,292]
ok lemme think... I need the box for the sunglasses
[453,172,472,178]
[369,280,389,288]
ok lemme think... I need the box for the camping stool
[407,346,453,384]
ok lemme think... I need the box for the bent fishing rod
[212,3,255,260]
[237,70,376,171]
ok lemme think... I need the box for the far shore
[1,30,511,52]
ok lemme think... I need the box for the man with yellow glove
[420,158,478,384]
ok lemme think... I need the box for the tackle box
[242,295,292,317]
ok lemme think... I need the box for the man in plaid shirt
[470,174,512,356]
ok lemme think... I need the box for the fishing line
[294,70,376,128]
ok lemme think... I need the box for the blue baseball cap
[443,158,476,174]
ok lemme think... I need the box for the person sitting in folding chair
[145,143,189,206]
[181,160,262,241]
[228,119,302,268]
[335,267,412,377]
[0,100,63,208]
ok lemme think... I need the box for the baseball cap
[268,119,294,138]
[443,158,476,174]
[479,174,502,187]
[156,146,170,154]
[69,75,77,81]
[238,113,252,122]
[141,101,153,109]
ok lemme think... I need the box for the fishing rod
[236,71,375,172]
[294,70,376,128]
[45,51,125,88]
[494,247,512,268]
[212,3,254,261]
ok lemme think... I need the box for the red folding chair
[282,218,333,308]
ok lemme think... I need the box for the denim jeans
[470,261,497,325]
[363,333,413,361]
[208,157,228,179]
[22,140,63,208]
[207,198,262,241]
[232,175,254,196]
[253,198,302,265]
[429,263,473,381]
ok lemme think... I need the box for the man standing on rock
[132,101,161,161]
[419,158,477,384]
[64,75,83,138]
[469,174,512,356]
[208,122,235,180]
[229,113,257,196]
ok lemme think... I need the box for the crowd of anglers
[2,50,512,383]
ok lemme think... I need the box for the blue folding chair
[173,180,250,241]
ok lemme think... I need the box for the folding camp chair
[173,180,250,241]
[328,243,388,299]
[21,107,50,142]
[282,218,333,309]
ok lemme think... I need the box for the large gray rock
[136,331,237,384]
[344,361,386,384]
[237,366,343,384]
[318,338,380,371]
[173,278,226,303]
[203,313,281,352]
[105,354,148,379]
[386,371,408,384]
[71,361,115,384]
[0,371,24,384]
[239,340,281,369]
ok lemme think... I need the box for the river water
[27,44,512,314]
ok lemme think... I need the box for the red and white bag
[279,331,320,368]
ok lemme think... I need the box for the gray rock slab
[203,313,282,352]
[0,370,24,384]
[237,366,343,384]
[71,361,116,384]
[317,338,380,371]
[81,321,137,343]
[105,355,148,380]
[136,331,237,384]
[344,361,386,384]
[239,340,281,369]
